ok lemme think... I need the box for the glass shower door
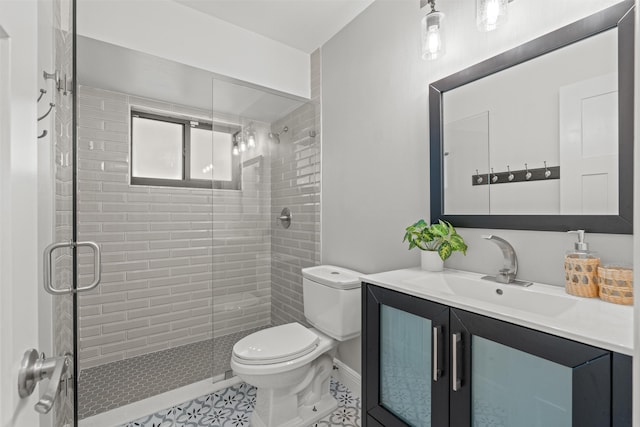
[48,0,76,425]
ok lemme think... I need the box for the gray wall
[322,0,429,274]
[321,0,632,375]
[77,86,272,369]
[270,49,322,327]
[270,101,320,326]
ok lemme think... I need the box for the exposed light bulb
[477,0,508,32]
[421,9,445,60]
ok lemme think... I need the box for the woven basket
[564,255,600,298]
[598,266,633,305]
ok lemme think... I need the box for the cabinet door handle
[433,325,442,381]
[452,332,462,392]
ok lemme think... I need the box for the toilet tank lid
[301,265,363,289]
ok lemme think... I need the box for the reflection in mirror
[430,0,634,234]
[442,29,618,216]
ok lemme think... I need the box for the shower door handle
[43,241,102,295]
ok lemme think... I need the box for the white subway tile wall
[77,86,273,369]
[270,49,322,326]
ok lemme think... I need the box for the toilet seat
[233,323,319,365]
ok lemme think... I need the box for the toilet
[230,265,362,427]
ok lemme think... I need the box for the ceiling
[173,0,375,53]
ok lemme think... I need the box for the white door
[559,73,618,214]
[0,3,48,427]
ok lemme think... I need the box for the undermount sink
[404,271,579,317]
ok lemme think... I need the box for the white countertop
[361,268,633,356]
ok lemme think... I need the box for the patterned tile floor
[78,326,269,419]
[120,378,360,427]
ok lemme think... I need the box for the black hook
[38,103,55,122]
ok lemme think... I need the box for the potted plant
[403,219,468,271]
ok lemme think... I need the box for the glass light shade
[476,0,508,32]
[232,144,239,156]
[421,11,445,60]
[239,140,247,152]
[247,132,256,148]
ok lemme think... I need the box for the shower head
[268,126,288,143]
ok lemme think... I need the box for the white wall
[321,0,634,377]
[0,1,44,426]
[76,0,310,98]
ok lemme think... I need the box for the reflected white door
[443,111,490,215]
[559,73,618,214]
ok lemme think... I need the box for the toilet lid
[233,323,319,365]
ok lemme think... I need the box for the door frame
[0,3,47,426]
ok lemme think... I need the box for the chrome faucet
[481,235,532,286]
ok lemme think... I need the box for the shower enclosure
[70,31,320,425]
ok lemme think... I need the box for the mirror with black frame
[429,0,634,234]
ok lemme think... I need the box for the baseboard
[331,358,361,398]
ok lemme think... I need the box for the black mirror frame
[429,1,634,234]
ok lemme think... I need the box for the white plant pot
[421,251,444,272]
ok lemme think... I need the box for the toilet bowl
[231,324,338,427]
[230,265,362,427]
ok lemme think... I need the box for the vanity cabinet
[363,284,632,427]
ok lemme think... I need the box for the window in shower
[131,110,241,189]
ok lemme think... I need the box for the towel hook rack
[38,103,55,122]
[37,89,47,103]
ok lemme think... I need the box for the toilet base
[251,393,338,427]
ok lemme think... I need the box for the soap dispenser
[564,230,600,298]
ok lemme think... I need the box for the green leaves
[403,219,468,260]
[438,241,452,260]
[449,233,468,255]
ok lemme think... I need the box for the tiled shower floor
[78,326,269,419]
[119,378,361,427]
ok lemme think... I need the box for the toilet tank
[302,265,362,341]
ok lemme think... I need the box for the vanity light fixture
[232,131,241,156]
[246,124,257,149]
[476,0,509,32]
[421,0,445,60]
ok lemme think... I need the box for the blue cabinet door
[450,308,612,427]
[364,285,449,426]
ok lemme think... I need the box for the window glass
[132,117,183,180]
[190,129,233,182]
[131,111,240,190]
[190,127,213,181]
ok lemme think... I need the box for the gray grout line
[77,325,269,419]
